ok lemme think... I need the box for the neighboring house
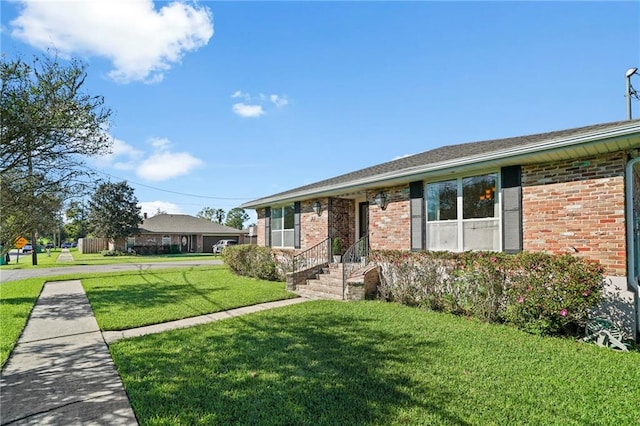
[241,119,640,339]
[132,214,248,253]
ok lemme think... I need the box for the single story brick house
[131,214,248,253]
[241,119,640,339]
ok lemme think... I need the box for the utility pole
[27,148,38,266]
[627,67,638,120]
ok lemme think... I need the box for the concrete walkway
[56,249,74,263]
[1,279,308,425]
[0,280,138,425]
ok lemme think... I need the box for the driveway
[0,260,223,283]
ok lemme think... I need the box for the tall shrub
[223,245,279,281]
[370,250,605,337]
[502,252,604,335]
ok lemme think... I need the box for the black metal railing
[342,234,369,298]
[292,237,331,286]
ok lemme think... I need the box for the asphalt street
[0,259,223,283]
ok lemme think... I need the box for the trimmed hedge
[223,245,281,281]
[370,250,605,336]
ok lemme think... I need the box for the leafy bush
[101,249,128,257]
[502,252,604,335]
[223,245,280,281]
[370,250,604,336]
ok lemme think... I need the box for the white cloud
[9,0,213,84]
[232,103,265,118]
[231,90,248,99]
[93,136,143,169]
[94,134,203,182]
[231,91,289,117]
[148,137,171,151]
[139,201,183,217]
[270,94,289,108]
[392,153,414,161]
[137,151,203,181]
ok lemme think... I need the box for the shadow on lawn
[112,303,469,425]
[83,267,228,310]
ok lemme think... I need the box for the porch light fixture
[626,67,639,120]
[374,191,388,210]
[312,200,322,216]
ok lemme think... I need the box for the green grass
[110,301,640,425]
[0,279,46,366]
[0,265,292,366]
[82,265,297,330]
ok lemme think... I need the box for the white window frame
[426,171,502,252]
[271,204,295,248]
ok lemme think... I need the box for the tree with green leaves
[1,52,112,263]
[64,201,90,242]
[197,206,225,224]
[88,181,142,245]
[225,207,249,230]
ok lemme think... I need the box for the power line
[89,167,258,201]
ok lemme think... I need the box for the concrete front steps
[294,263,344,300]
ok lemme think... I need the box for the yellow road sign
[14,237,28,249]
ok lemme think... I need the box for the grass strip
[82,265,296,330]
[110,301,640,425]
[0,279,46,366]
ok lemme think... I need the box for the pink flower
[490,257,497,263]
[559,309,568,317]
[583,290,591,297]
[518,296,524,303]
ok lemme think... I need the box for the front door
[359,202,369,239]
[180,235,189,253]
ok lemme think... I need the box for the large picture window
[271,205,295,248]
[426,173,500,251]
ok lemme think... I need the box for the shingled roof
[140,214,247,235]
[242,119,640,208]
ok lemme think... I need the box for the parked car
[61,242,72,249]
[21,244,33,253]
[212,239,237,254]
[45,243,54,249]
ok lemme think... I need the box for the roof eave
[242,123,640,209]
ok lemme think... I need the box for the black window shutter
[264,207,271,247]
[409,181,425,251]
[294,202,301,249]
[501,166,522,253]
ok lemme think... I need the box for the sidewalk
[56,248,74,263]
[1,280,308,425]
[0,280,138,425]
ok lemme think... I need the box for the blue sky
[2,1,639,225]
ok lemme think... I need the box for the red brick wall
[369,184,411,250]
[522,152,627,276]
[301,199,329,250]
[256,208,266,247]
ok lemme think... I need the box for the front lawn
[83,265,297,330]
[110,301,640,425]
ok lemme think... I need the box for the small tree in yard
[88,181,142,247]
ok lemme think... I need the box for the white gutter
[626,156,640,341]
